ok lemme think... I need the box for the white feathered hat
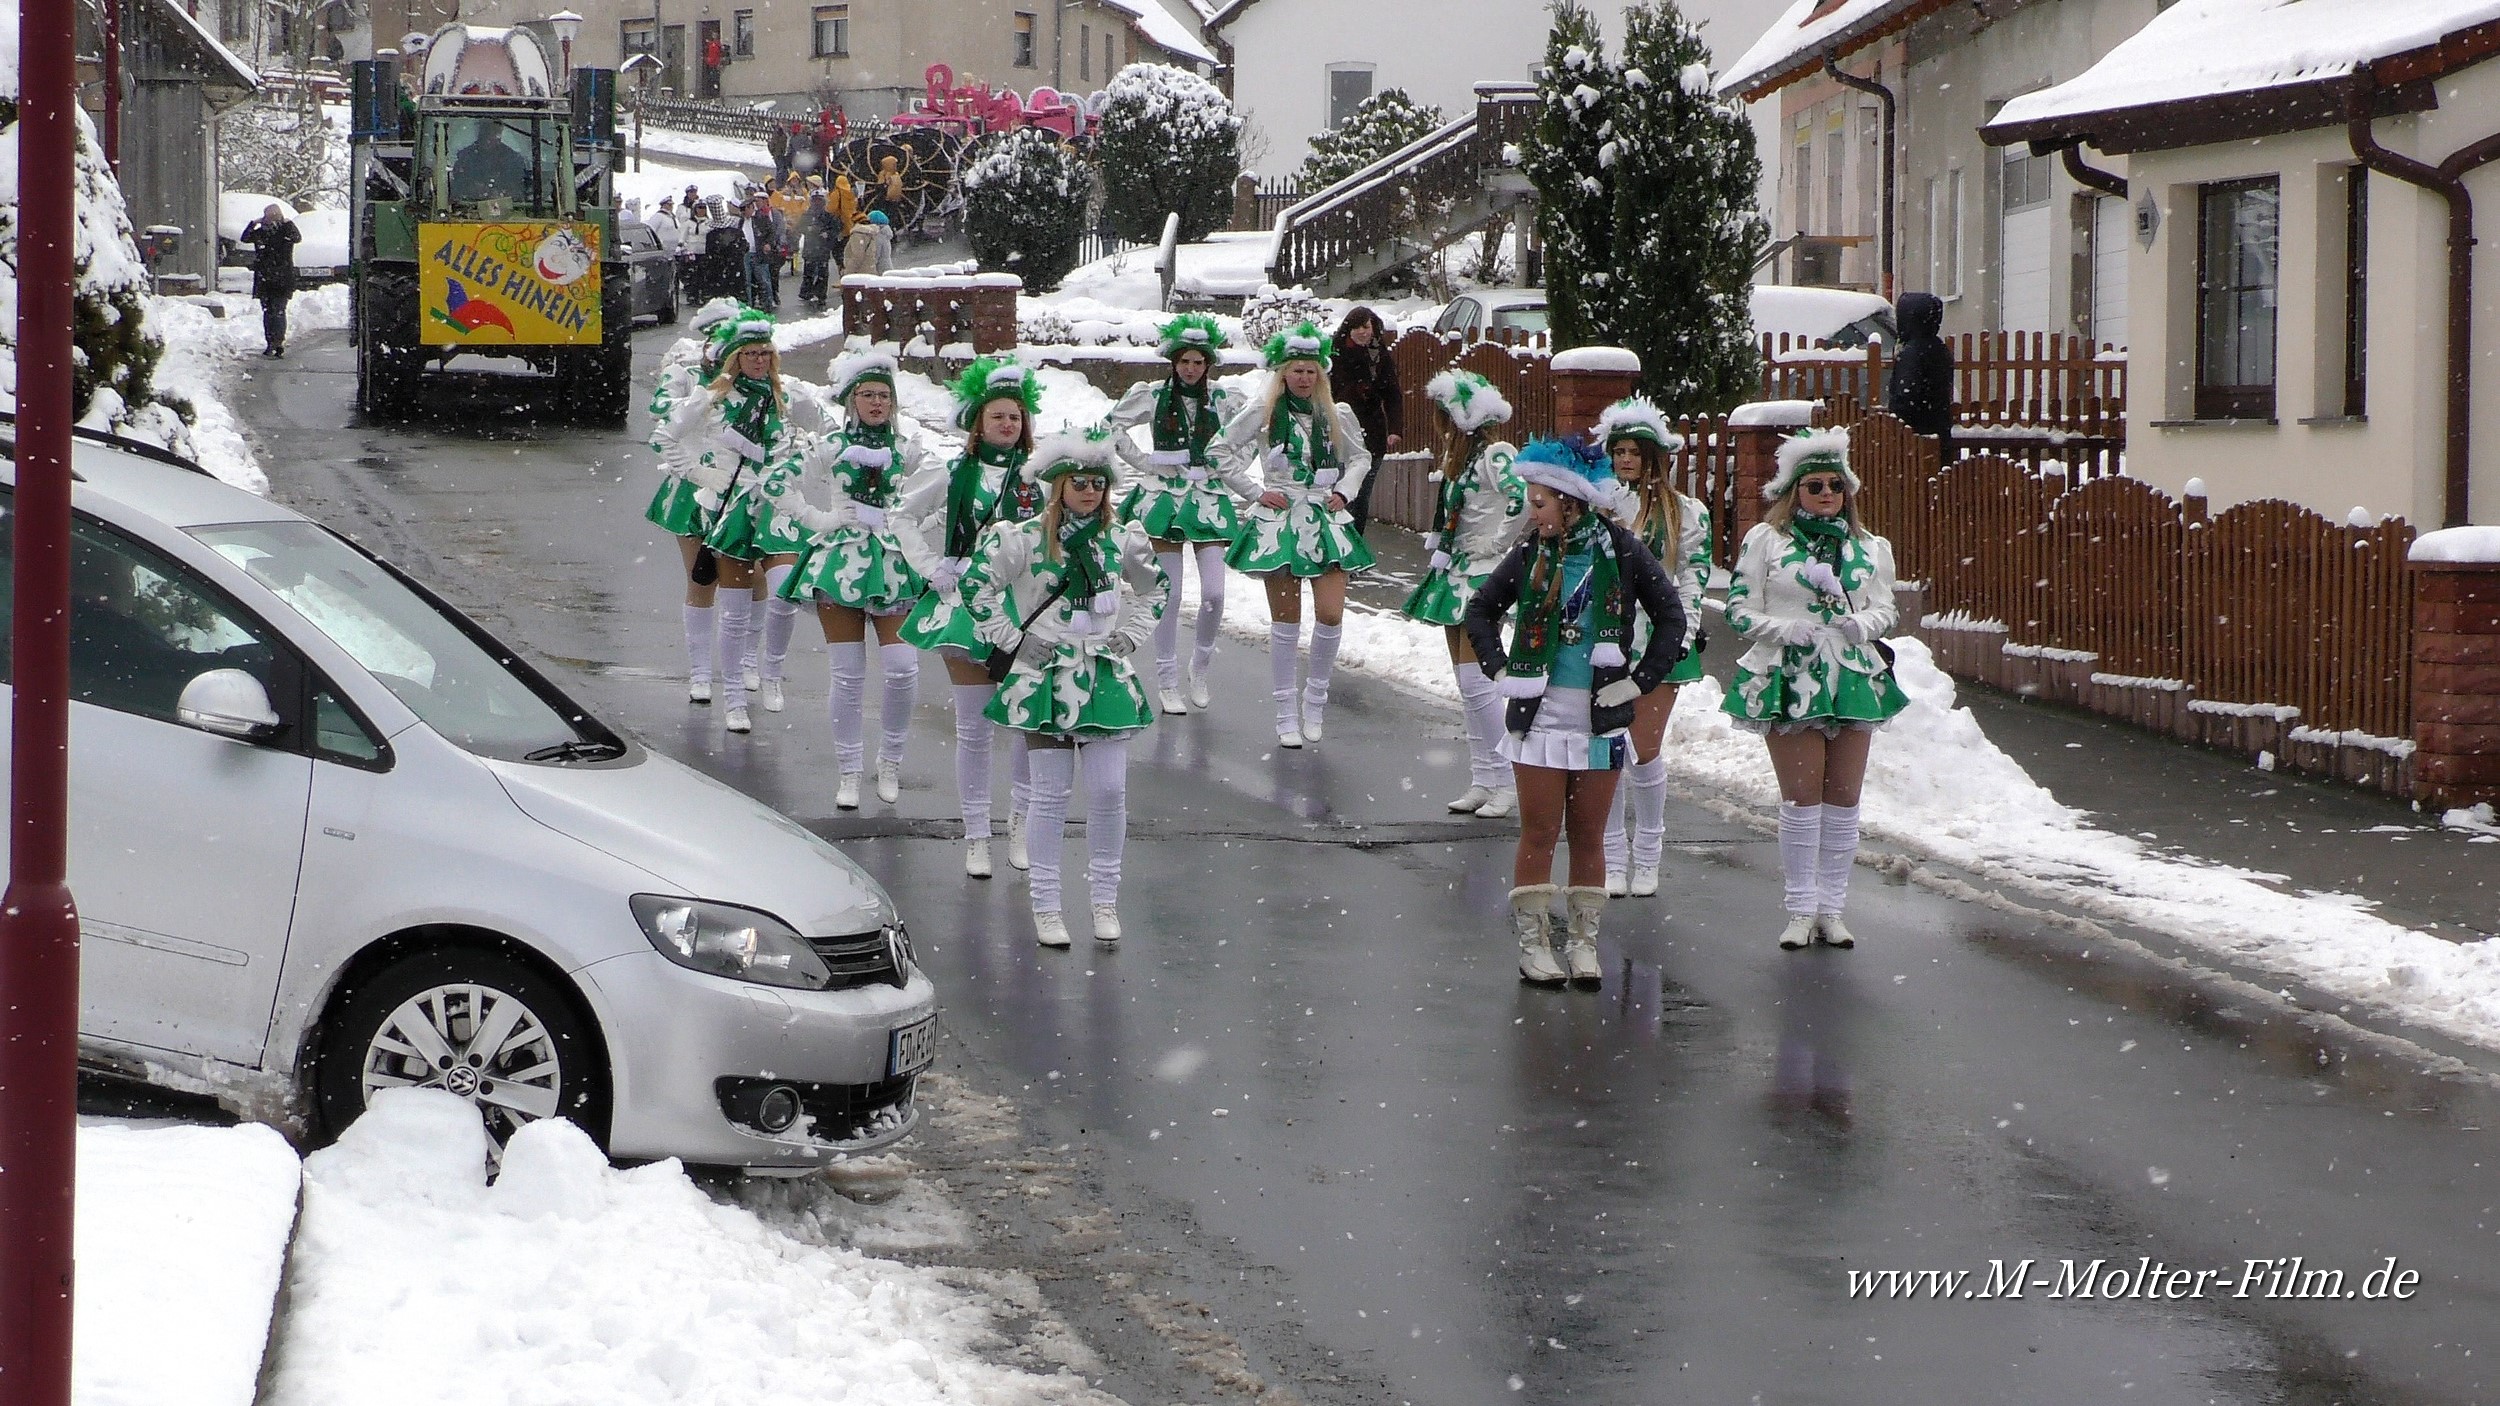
[1424,368,1513,433]
[830,347,901,402]
[1594,395,1683,453]
[1764,426,1859,500]
[1025,422,1122,487]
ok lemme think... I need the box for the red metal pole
[1,0,88,1392]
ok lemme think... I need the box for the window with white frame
[811,5,848,58]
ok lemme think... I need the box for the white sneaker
[724,703,751,734]
[1007,810,1030,870]
[1159,687,1187,715]
[1605,869,1628,897]
[1778,915,1817,950]
[1034,911,1071,948]
[1816,914,1857,949]
[965,839,992,878]
[689,677,713,705]
[1300,694,1326,741]
[1447,784,1492,814]
[875,758,901,803]
[1186,663,1213,710]
[1092,904,1122,946]
[1628,864,1660,897]
[835,772,861,810]
[742,664,762,692]
[1277,728,1305,749]
[1474,787,1517,819]
[760,679,786,713]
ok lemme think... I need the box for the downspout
[2058,140,2125,198]
[1824,53,1896,299]
[2346,80,2500,527]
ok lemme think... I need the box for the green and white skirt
[703,490,807,562]
[1225,497,1374,577]
[1399,557,1489,628]
[646,476,707,538]
[1123,475,1241,544]
[781,527,924,614]
[1723,650,1907,732]
[1631,616,1708,685]
[899,585,989,658]
[985,642,1155,740]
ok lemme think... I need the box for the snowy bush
[1298,89,1445,191]
[1095,64,1242,244]
[0,90,197,456]
[1017,305,1076,347]
[220,95,347,211]
[961,128,1089,293]
[1240,284,1330,346]
[1523,3,1622,351]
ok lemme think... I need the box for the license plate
[887,1016,937,1077]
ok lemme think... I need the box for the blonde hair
[1259,364,1342,450]
[1762,477,1870,536]
[708,345,786,414]
[1038,471,1111,564]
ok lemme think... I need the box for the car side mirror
[177,669,284,742]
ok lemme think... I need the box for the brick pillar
[1726,402,1816,541]
[969,278,1020,354]
[839,278,870,343]
[2410,539,2500,809]
[1548,346,1641,439]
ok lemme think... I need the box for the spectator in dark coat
[797,193,842,307]
[1884,291,1954,462]
[699,202,746,302]
[239,204,300,357]
[1330,305,1403,536]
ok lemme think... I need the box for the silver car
[0,429,935,1169]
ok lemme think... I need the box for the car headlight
[630,895,833,991]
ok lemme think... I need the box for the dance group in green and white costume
[645,302,1910,963]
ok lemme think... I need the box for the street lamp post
[549,8,583,76]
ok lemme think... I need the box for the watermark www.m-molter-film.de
[1847,1257,2421,1303]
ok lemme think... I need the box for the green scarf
[721,376,781,463]
[1047,511,1111,597]
[1153,378,1219,464]
[1267,393,1337,482]
[839,421,901,507]
[1505,514,1626,681]
[944,442,1023,557]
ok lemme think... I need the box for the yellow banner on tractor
[418,221,604,346]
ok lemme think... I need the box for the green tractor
[348,26,629,424]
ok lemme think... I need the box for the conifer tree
[1521,2,1621,350]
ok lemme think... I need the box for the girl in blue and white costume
[1106,313,1256,713]
[1221,320,1376,747]
[1594,395,1714,898]
[768,348,939,809]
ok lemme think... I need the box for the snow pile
[2446,802,2500,841]
[631,125,773,170]
[76,1120,303,1406]
[145,285,356,492]
[1751,284,1892,343]
[266,1089,1111,1406]
[1099,0,1217,64]
[1237,586,2500,1050]
[2411,524,2500,563]
[1994,0,2500,131]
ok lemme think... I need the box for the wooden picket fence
[1841,409,2415,775]
[1763,330,2128,479]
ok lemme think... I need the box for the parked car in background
[217,194,351,285]
[1750,285,1896,348]
[1431,288,1551,342]
[0,426,935,1169]
[619,218,680,325]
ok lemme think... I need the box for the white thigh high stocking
[1303,622,1343,716]
[878,640,918,764]
[1629,755,1670,869]
[1268,621,1301,731]
[1025,746,1076,915]
[1778,802,1824,917]
[1192,546,1227,667]
[951,684,995,840]
[827,641,866,775]
[1080,737,1130,908]
[760,566,800,683]
[1454,661,1505,789]
[716,591,752,707]
[682,602,717,683]
[1154,550,1184,691]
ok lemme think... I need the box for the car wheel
[314,947,611,1151]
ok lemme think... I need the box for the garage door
[2000,149,2054,332]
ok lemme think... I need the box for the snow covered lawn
[75,1120,302,1406]
[263,1089,1110,1406]
[1209,578,2500,1053]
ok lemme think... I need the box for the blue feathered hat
[1511,435,1617,506]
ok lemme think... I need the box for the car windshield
[191,520,598,760]
[437,113,559,214]
[1492,306,1551,334]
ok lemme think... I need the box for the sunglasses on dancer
[1799,476,1847,496]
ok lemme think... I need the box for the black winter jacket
[240,217,300,301]
[1884,291,1953,436]
[1463,517,1688,738]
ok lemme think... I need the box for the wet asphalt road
[224,324,2499,1405]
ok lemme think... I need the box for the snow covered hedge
[1094,63,1241,244]
[961,127,1088,293]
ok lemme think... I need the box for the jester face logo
[534,227,594,286]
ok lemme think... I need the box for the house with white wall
[1985,0,2500,530]
[1722,0,2157,340]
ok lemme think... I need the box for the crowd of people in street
[636,170,896,318]
[642,302,1909,975]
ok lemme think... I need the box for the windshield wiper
[523,738,626,763]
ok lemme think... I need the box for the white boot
[1816,914,1857,949]
[688,677,713,704]
[1778,914,1817,950]
[965,839,992,879]
[1159,686,1188,715]
[1628,862,1660,897]
[1007,809,1030,871]
[724,702,751,734]
[760,678,786,713]
[1093,904,1122,946]
[835,772,861,810]
[1474,786,1517,819]
[1511,884,1564,984]
[1034,910,1071,948]
[1564,886,1606,987]
[1604,869,1628,897]
[1446,784,1492,814]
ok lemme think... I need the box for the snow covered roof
[145,0,260,100]
[1717,0,1956,101]
[1102,0,1217,66]
[1987,0,2500,155]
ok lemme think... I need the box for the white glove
[1183,467,1211,484]
[1429,550,1453,570]
[1421,532,1443,551]
[1591,642,1626,669]
[1106,631,1139,658]
[1065,609,1097,638]
[716,429,767,464]
[1594,679,1643,708]
[1495,673,1548,699]
[1775,618,1821,648]
[839,444,894,470]
[1089,589,1122,617]
[1837,616,1873,646]
[850,504,887,531]
[1311,468,1342,490]
[1263,444,1291,477]
[929,563,962,595]
[690,487,722,514]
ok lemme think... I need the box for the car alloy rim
[361,983,564,1143]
